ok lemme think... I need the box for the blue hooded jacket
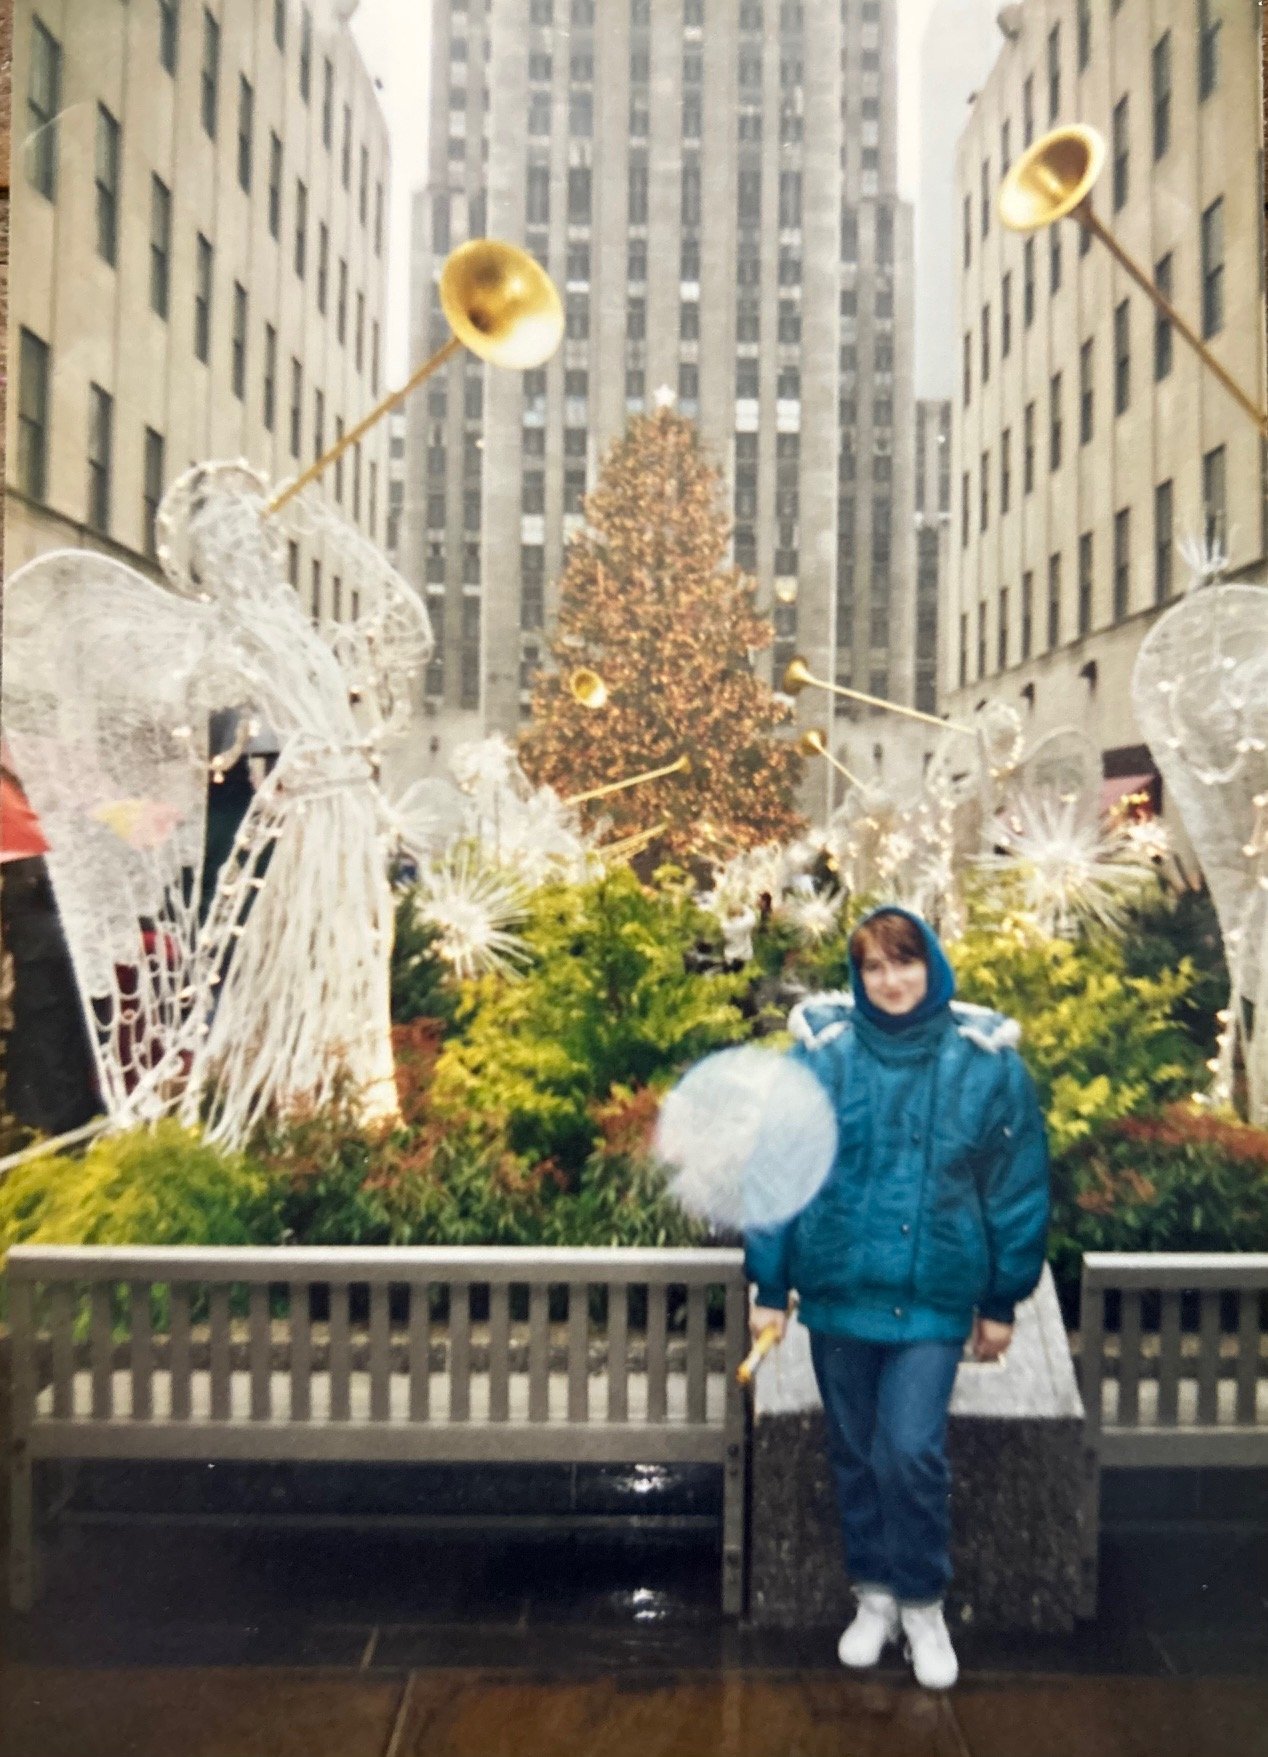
[744,906,1050,1343]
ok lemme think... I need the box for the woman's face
[859,949,929,1016]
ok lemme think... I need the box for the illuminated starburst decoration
[413,848,532,981]
[1178,527,1231,591]
[778,889,843,943]
[976,794,1156,940]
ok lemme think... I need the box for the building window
[1023,73,1034,147]
[263,323,277,431]
[1203,444,1226,549]
[321,56,334,149]
[1079,339,1093,444]
[201,8,219,137]
[95,104,120,265]
[274,0,285,50]
[1023,238,1035,326]
[290,359,303,458]
[294,180,307,278]
[1152,32,1171,159]
[1112,96,1129,211]
[341,104,352,188]
[1198,0,1220,101]
[359,145,369,225]
[962,195,971,268]
[1023,401,1035,494]
[1078,533,1093,635]
[980,159,990,238]
[959,613,968,687]
[158,0,178,74]
[1047,24,1061,122]
[963,332,972,406]
[337,259,348,343]
[1201,198,1224,338]
[236,76,254,192]
[1001,272,1012,358]
[27,16,62,199]
[1154,479,1173,603]
[1152,252,1175,380]
[232,282,247,398]
[355,291,365,368]
[1049,372,1062,471]
[998,588,1010,670]
[1114,509,1131,621]
[143,427,164,558]
[1049,227,1062,294]
[569,166,593,223]
[1114,300,1131,414]
[299,5,312,101]
[87,382,113,534]
[334,417,345,501]
[194,235,212,363]
[311,559,322,619]
[268,132,282,239]
[528,164,551,224]
[1001,428,1011,514]
[316,222,329,314]
[313,386,324,457]
[976,603,987,679]
[980,449,989,531]
[371,322,381,395]
[981,303,991,384]
[961,471,970,548]
[150,175,171,318]
[17,328,50,501]
[375,182,385,255]
[1047,553,1061,648]
[1021,570,1033,659]
[1077,0,1091,70]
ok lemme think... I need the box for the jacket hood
[788,992,1022,1055]
[846,905,956,1034]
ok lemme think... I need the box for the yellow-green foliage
[0,1120,280,1265]
[949,908,1205,1157]
[431,868,749,1170]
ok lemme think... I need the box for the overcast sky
[350,0,947,382]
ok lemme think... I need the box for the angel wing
[1133,582,1268,1118]
[2,549,225,1118]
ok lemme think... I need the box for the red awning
[0,774,50,861]
[1099,772,1156,816]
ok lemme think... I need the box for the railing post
[1078,1257,1104,1620]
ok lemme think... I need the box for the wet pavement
[2,1499,1266,1754]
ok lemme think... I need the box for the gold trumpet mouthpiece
[998,124,1105,233]
[569,667,609,710]
[797,728,829,758]
[440,239,564,370]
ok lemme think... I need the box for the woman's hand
[972,1316,1013,1362]
[750,1305,787,1344]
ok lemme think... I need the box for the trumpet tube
[564,754,689,807]
[737,1322,783,1387]
[784,660,973,736]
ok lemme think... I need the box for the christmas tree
[519,408,805,863]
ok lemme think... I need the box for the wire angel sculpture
[1132,577,1268,1119]
[2,461,433,1147]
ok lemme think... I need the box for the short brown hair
[849,911,927,971]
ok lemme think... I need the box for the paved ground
[2,1515,1265,1754]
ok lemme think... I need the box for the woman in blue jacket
[745,905,1049,1689]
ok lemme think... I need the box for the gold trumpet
[598,818,670,862]
[564,754,691,808]
[737,1321,783,1388]
[783,658,973,735]
[268,239,564,514]
[796,727,866,792]
[999,125,1268,437]
[568,668,609,710]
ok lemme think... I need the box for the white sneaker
[837,1587,899,1668]
[900,1601,959,1690]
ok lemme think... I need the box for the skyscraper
[406,0,916,815]
[946,0,1266,786]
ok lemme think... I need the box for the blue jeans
[809,1330,963,1606]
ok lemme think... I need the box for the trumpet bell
[440,239,564,370]
[569,667,609,710]
[998,124,1105,233]
[782,656,816,695]
[797,728,829,758]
